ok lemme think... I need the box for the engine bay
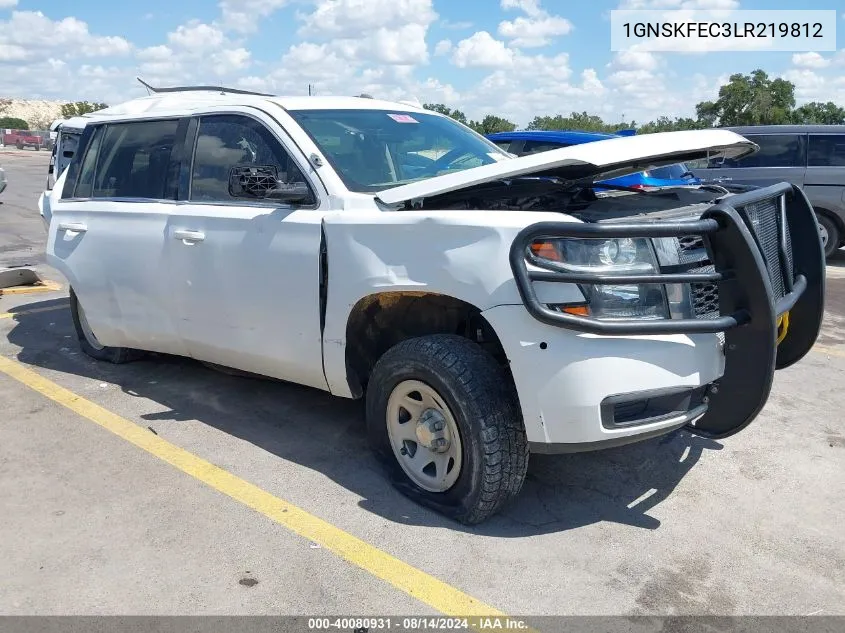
[409,177,733,223]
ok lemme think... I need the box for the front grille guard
[509,182,826,439]
[510,182,808,337]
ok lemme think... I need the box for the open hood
[375,129,756,206]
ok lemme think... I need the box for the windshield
[646,163,692,180]
[287,109,510,193]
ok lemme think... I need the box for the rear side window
[73,127,104,198]
[725,134,805,168]
[89,120,179,199]
[808,135,845,167]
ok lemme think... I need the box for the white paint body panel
[482,306,724,444]
[42,92,738,449]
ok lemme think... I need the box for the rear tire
[366,334,528,525]
[69,288,143,364]
[816,212,840,259]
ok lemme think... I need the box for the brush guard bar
[509,183,825,438]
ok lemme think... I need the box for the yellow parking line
[0,355,506,619]
[0,280,63,295]
[0,304,68,320]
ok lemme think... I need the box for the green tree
[0,116,29,130]
[637,116,707,134]
[423,103,468,125]
[792,101,845,125]
[60,101,109,118]
[694,70,795,126]
[527,111,635,133]
[469,114,516,135]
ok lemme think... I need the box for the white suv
[39,88,825,524]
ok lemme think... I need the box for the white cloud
[783,68,845,105]
[452,31,515,68]
[168,22,226,52]
[610,50,660,70]
[791,52,831,69]
[0,0,19,8]
[0,11,131,62]
[294,0,436,66]
[218,0,289,34]
[136,19,251,86]
[298,0,436,38]
[501,0,543,18]
[497,0,572,48]
[434,39,453,56]
[497,15,572,47]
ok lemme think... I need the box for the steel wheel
[819,221,829,249]
[385,379,463,493]
[76,300,104,351]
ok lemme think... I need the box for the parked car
[39,90,824,524]
[487,130,703,189]
[688,125,845,258]
[45,117,86,193]
[2,129,43,150]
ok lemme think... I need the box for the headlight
[529,237,669,320]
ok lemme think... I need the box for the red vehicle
[2,129,43,150]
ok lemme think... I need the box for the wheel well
[344,292,509,398]
[813,207,844,239]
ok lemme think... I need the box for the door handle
[173,229,205,244]
[58,222,87,233]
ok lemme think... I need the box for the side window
[808,135,845,167]
[492,141,513,151]
[521,141,567,155]
[725,135,805,168]
[73,127,104,198]
[190,115,308,203]
[92,120,179,199]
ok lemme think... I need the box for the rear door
[693,133,807,188]
[46,118,190,354]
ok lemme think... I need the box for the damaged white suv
[39,88,825,524]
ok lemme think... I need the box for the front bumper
[506,183,825,446]
[481,304,724,447]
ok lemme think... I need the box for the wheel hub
[415,408,450,453]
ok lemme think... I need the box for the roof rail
[136,77,275,97]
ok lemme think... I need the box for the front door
[166,112,328,391]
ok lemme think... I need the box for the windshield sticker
[388,113,419,123]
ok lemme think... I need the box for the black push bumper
[509,183,825,439]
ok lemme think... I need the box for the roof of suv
[55,92,430,126]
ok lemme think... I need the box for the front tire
[816,212,840,259]
[366,334,528,525]
[70,288,143,364]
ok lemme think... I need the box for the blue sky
[2,0,844,127]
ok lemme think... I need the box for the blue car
[486,130,701,190]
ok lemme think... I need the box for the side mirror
[265,181,312,204]
[228,166,313,204]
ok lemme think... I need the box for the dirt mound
[0,98,66,130]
